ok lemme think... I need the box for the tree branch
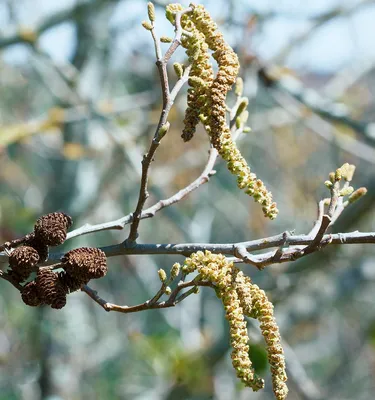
[36,230,375,267]
[127,7,192,244]
[81,278,211,314]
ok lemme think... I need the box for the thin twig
[82,278,211,314]
[57,144,218,241]
[127,7,192,244]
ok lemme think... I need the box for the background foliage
[0,0,375,399]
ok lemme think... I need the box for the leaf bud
[170,263,181,279]
[173,62,184,78]
[160,36,173,43]
[348,187,367,203]
[158,269,167,283]
[165,286,172,295]
[324,180,333,189]
[235,77,244,96]
[147,2,155,22]
[339,186,354,197]
[142,21,153,31]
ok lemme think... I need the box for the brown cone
[21,281,43,307]
[58,271,88,293]
[34,212,73,246]
[62,247,107,281]
[51,290,67,309]
[25,235,49,262]
[36,268,68,309]
[8,246,40,282]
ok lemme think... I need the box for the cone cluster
[34,212,72,246]
[19,247,107,309]
[7,212,72,283]
[3,212,108,310]
[8,246,40,283]
[62,247,107,281]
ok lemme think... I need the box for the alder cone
[8,246,40,282]
[58,271,88,293]
[25,235,49,262]
[21,281,43,307]
[9,246,40,268]
[34,212,73,246]
[36,268,67,309]
[50,289,67,309]
[62,247,107,281]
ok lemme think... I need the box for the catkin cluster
[4,212,108,309]
[181,250,288,399]
[165,4,278,219]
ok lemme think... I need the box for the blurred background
[0,0,375,399]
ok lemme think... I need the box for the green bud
[193,286,200,294]
[340,163,350,180]
[235,77,244,96]
[160,36,173,43]
[324,180,333,188]
[142,21,153,31]
[329,172,335,183]
[235,116,241,129]
[340,163,356,181]
[335,168,342,181]
[165,286,172,295]
[173,62,184,78]
[171,263,181,279]
[158,269,167,282]
[236,97,249,116]
[147,2,155,22]
[157,121,170,140]
[165,9,175,24]
[348,187,367,203]
[339,186,354,197]
[243,127,252,133]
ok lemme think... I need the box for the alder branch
[32,143,218,243]
[34,230,375,267]
[81,278,212,314]
[127,8,192,243]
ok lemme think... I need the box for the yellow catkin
[232,268,253,316]
[183,251,264,391]
[166,4,278,219]
[190,4,278,219]
[166,4,214,142]
[182,250,288,397]
[250,284,288,400]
